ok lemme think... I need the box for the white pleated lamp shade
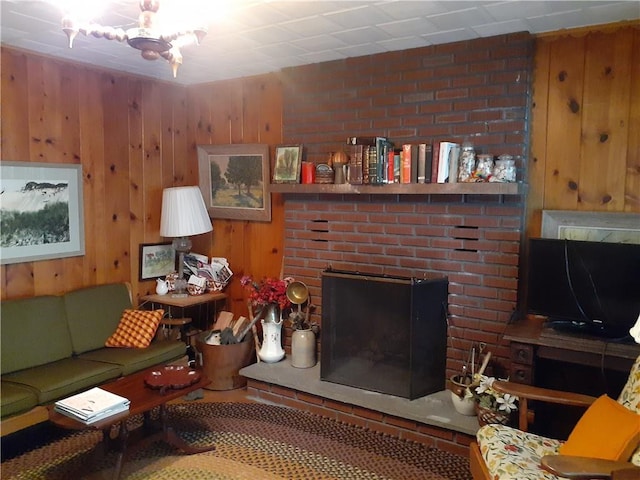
[160,186,212,237]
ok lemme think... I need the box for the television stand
[544,319,633,342]
[505,316,639,439]
[505,316,639,385]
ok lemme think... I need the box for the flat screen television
[527,238,640,340]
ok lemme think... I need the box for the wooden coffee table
[48,366,214,479]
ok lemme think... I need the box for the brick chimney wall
[278,32,533,378]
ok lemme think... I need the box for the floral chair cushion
[619,355,640,465]
[477,424,562,480]
[477,355,640,479]
[618,354,640,413]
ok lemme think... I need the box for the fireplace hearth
[320,270,448,400]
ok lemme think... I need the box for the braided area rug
[2,402,472,480]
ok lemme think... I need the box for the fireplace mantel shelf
[270,182,523,195]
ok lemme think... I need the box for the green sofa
[1,282,186,435]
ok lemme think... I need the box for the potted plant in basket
[472,374,519,426]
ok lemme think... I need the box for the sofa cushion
[0,382,39,418]
[1,296,73,375]
[2,358,121,404]
[64,283,133,354]
[105,309,164,348]
[79,341,186,375]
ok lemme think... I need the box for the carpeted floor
[1,402,472,480]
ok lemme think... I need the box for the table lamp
[160,186,212,297]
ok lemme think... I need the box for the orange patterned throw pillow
[559,394,640,461]
[105,309,164,348]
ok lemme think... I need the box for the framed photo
[197,144,271,221]
[273,145,302,183]
[541,210,640,244]
[0,162,84,265]
[139,242,175,281]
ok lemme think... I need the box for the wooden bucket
[195,332,255,390]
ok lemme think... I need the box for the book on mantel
[54,387,130,424]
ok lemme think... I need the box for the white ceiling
[1,1,639,85]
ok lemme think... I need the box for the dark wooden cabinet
[509,342,534,384]
[505,317,639,438]
[504,317,639,392]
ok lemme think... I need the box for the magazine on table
[54,387,130,424]
[183,254,233,290]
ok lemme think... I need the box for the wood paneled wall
[2,22,638,316]
[0,48,284,310]
[185,79,285,315]
[528,23,640,237]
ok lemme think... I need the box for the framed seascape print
[273,145,302,183]
[0,162,85,265]
[197,144,271,221]
[139,242,175,281]
[541,210,640,244]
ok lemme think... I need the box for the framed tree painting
[0,162,85,264]
[197,144,271,221]
[273,144,302,183]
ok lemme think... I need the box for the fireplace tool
[286,281,309,327]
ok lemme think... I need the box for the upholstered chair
[470,355,640,480]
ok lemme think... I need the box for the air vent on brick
[453,225,479,253]
[309,219,329,242]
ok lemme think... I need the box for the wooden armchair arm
[541,455,640,479]
[492,381,597,431]
[493,381,596,407]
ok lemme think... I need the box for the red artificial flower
[241,275,293,310]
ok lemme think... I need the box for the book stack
[346,136,394,185]
[346,136,373,184]
[54,387,130,424]
[400,143,432,184]
[432,141,461,183]
[347,137,464,185]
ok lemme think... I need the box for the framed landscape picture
[541,210,640,244]
[273,144,302,183]
[0,162,85,265]
[139,242,175,281]
[197,144,271,221]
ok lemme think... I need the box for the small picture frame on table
[273,145,302,183]
[139,242,175,281]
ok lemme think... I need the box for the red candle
[301,162,315,184]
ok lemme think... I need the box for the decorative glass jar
[493,155,516,182]
[475,154,494,179]
[458,143,476,182]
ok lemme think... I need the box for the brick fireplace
[277,31,531,377]
[320,270,449,399]
[281,195,524,379]
[248,191,523,455]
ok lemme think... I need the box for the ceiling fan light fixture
[126,28,172,54]
[61,15,78,48]
[60,0,205,78]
